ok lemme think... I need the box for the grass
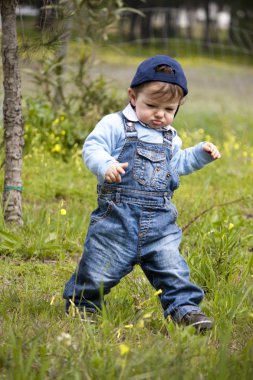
[0,36,253,378]
[0,104,253,379]
[94,38,253,67]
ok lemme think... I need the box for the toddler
[63,55,221,332]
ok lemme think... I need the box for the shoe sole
[191,320,213,331]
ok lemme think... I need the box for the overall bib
[63,115,204,321]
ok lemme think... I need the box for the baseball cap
[130,55,188,95]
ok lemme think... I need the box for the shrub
[24,77,124,158]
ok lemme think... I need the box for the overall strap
[163,129,173,159]
[120,112,138,140]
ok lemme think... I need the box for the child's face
[128,82,181,129]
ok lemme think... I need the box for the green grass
[95,38,253,67]
[1,30,253,378]
[0,103,253,378]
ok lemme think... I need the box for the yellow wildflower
[181,131,188,140]
[223,142,230,155]
[228,223,234,230]
[143,312,153,319]
[60,208,67,216]
[52,118,60,126]
[52,144,62,153]
[137,319,145,328]
[119,344,130,356]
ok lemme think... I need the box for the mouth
[152,120,163,126]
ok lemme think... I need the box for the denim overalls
[63,115,204,322]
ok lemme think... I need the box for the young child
[63,55,221,332]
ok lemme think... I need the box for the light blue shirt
[83,104,214,184]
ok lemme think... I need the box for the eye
[146,103,155,108]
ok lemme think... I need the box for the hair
[132,64,186,105]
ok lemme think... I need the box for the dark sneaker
[65,300,97,323]
[180,311,213,332]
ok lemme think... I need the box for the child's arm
[83,113,128,183]
[171,135,221,176]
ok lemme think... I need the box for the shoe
[179,311,213,332]
[65,300,97,323]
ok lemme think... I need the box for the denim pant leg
[63,201,137,311]
[140,206,204,322]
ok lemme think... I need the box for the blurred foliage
[21,0,129,157]
[24,81,123,158]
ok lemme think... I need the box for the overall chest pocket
[133,145,170,190]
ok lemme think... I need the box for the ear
[128,88,137,106]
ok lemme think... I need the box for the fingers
[116,163,128,175]
[107,169,121,183]
[204,143,221,160]
[120,162,129,169]
[105,162,128,183]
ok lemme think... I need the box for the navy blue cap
[130,55,188,95]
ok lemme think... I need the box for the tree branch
[182,197,246,233]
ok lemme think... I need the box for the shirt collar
[122,103,139,122]
[122,103,176,134]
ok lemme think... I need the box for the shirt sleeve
[82,114,123,181]
[171,133,215,176]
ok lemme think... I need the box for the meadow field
[0,45,253,379]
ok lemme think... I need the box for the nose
[154,109,164,119]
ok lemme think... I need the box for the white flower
[57,332,72,347]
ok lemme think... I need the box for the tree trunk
[1,0,24,225]
[203,0,211,51]
[54,7,72,108]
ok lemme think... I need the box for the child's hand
[203,142,221,160]
[105,162,128,183]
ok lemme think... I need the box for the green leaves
[0,229,23,252]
